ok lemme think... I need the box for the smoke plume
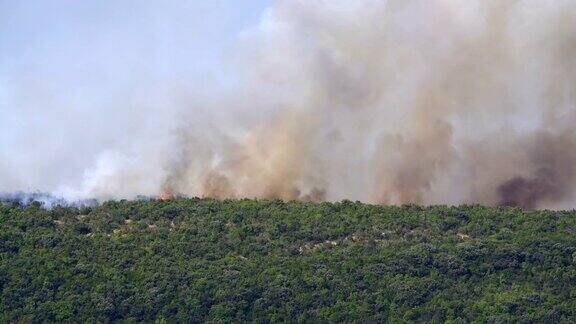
[2,0,576,209]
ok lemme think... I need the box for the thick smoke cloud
[3,0,576,209]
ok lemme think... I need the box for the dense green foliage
[1,198,576,322]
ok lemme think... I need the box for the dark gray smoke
[497,130,576,208]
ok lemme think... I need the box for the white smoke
[2,0,576,208]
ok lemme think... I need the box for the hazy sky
[0,0,271,192]
[0,1,271,77]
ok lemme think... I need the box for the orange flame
[159,187,174,201]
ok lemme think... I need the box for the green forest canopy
[1,198,575,322]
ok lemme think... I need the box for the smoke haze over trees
[2,0,576,209]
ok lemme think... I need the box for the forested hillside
[1,198,575,322]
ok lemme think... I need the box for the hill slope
[1,199,576,322]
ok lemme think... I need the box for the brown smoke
[124,1,576,209]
